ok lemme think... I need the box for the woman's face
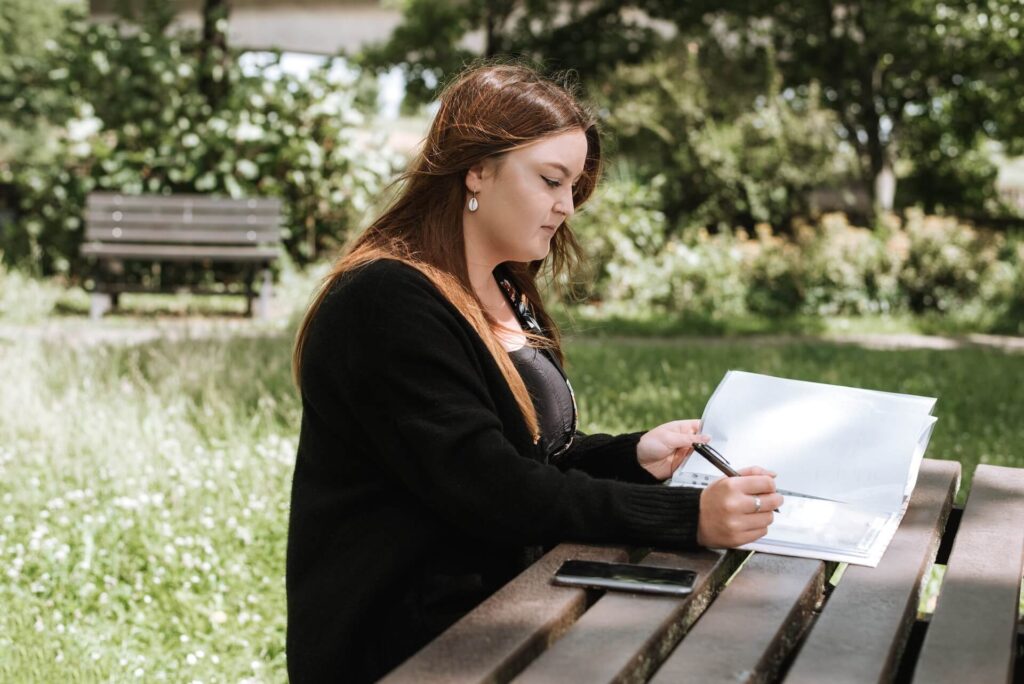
[463,128,588,266]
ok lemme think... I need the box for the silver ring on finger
[752,495,762,514]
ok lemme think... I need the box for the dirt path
[1,317,1022,354]
[565,331,1024,353]
[0,315,290,348]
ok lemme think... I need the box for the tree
[357,0,1024,219]
[648,0,1024,213]
[198,0,231,108]
[598,37,842,230]
[356,0,670,109]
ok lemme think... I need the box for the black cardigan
[286,258,702,683]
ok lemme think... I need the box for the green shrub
[799,213,902,316]
[744,226,806,317]
[895,210,1004,315]
[0,5,402,276]
[598,38,846,231]
[568,178,1023,333]
[993,239,1024,334]
[660,228,749,320]
[566,174,670,313]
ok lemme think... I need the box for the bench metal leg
[89,293,112,320]
[253,268,273,320]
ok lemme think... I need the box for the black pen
[691,442,844,507]
[691,442,781,513]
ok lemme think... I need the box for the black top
[508,345,576,458]
[285,258,702,683]
[495,266,577,460]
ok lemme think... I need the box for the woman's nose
[555,190,575,218]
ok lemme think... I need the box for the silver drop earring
[468,191,479,212]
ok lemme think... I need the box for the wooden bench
[383,460,1024,683]
[80,192,282,319]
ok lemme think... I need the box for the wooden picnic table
[383,459,1024,683]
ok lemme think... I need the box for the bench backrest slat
[84,227,280,245]
[85,212,281,229]
[82,192,283,254]
[86,192,281,214]
[509,549,747,683]
[783,459,961,684]
[649,554,826,684]
[911,464,1024,683]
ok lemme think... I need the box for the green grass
[1,329,1022,681]
[550,302,1024,338]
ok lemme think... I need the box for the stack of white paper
[669,370,937,566]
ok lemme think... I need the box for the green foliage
[896,114,1006,215]
[798,214,901,316]
[357,0,480,109]
[598,39,843,230]
[567,173,669,305]
[894,210,1023,332]
[649,0,1024,214]
[570,177,1024,332]
[357,0,666,110]
[0,0,74,125]
[360,0,1023,220]
[744,228,806,317]
[0,5,401,275]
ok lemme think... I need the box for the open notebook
[669,370,938,567]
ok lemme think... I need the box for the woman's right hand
[696,466,783,548]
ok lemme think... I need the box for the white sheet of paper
[669,370,937,566]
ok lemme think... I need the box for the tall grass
[1,331,1021,681]
[0,335,296,682]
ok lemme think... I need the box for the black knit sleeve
[301,261,701,550]
[553,430,663,484]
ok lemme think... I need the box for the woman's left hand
[637,419,709,481]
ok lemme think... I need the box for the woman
[286,61,782,682]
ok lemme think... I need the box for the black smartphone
[552,559,697,597]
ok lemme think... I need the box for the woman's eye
[542,176,560,188]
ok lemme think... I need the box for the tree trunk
[199,0,230,108]
[863,108,896,214]
[874,160,896,213]
[484,6,497,57]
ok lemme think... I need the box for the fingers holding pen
[696,465,784,548]
[720,476,784,513]
[737,465,778,479]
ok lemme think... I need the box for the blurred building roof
[89,0,403,55]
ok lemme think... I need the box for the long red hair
[292,60,603,443]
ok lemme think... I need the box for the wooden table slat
[380,544,631,684]
[783,459,961,684]
[649,554,826,684]
[511,548,747,684]
[911,464,1024,684]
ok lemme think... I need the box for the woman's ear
[465,163,485,194]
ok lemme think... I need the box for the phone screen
[552,559,697,597]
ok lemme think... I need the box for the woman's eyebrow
[542,162,583,181]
